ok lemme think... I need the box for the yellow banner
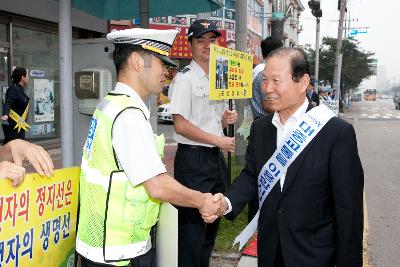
[209,44,253,100]
[0,167,80,267]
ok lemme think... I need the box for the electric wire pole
[333,0,347,104]
[315,17,320,91]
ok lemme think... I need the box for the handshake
[199,193,228,224]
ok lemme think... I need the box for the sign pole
[227,99,234,185]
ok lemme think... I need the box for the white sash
[234,104,336,250]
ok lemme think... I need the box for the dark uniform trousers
[174,143,228,267]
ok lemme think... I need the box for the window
[12,26,59,138]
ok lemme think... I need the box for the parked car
[157,103,173,122]
[351,93,362,102]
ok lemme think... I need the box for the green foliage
[305,37,374,91]
[214,156,248,252]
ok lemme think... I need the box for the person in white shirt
[76,28,222,267]
[169,19,238,267]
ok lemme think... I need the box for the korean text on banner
[0,167,80,267]
[209,44,253,100]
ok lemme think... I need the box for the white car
[157,103,173,122]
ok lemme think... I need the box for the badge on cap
[200,22,210,29]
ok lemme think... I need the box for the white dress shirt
[224,97,309,214]
[272,98,309,190]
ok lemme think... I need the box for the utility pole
[234,0,248,165]
[308,0,322,91]
[333,0,346,104]
[314,17,320,90]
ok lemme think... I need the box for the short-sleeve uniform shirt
[169,60,226,147]
[112,82,166,186]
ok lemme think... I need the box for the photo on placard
[216,56,228,89]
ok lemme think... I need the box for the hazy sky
[299,0,399,86]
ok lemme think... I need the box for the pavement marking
[363,190,370,267]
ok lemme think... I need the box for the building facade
[0,0,106,140]
[264,0,304,47]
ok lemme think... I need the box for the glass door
[0,46,10,140]
[0,47,9,98]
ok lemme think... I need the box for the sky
[298,0,400,89]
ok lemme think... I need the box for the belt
[178,143,220,153]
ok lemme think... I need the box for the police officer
[76,28,222,267]
[169,19,238,267]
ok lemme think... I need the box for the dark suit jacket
[225,107,364,267]
[2,83,30,128]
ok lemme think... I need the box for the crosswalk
[359,106,400,120]
[341,106,400,120]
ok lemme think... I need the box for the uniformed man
[76,28,222,267]
[169,19,238,267]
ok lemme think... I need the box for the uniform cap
[107,28,178,67]
[188,19,221,41]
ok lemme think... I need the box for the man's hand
[215,136,235,153]
[199,193,221,218]
[1,115,8,121]
[222,110,238,128]
[0,161,26,187]
[6,139,54,177]
[200,193,228,224]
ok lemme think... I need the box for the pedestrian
[306,80,319,107]
[75,28,222,267]
[1,67,30,144]
[0,139,54,186]
[204,47,364,267]
[168,19,238,267]
[251,36,283,120]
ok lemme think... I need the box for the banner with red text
[0,167,80,267]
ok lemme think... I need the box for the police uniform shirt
[112,82,166,186]
[169,60,226,147]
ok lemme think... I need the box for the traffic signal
[337,0,348,12]
[308,0,322,18]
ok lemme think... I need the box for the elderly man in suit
[204,47,364,267]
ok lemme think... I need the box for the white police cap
[107,28,178,67]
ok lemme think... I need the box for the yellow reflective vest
[76,93,163,265]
